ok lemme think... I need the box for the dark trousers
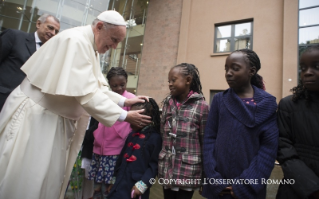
[163,188,194,199]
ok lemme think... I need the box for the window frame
[214,19,254,53]
[298,3,319,47]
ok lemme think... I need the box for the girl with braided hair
[202,49,278,199]
[107,98,162,199]
[88,67,136,198]
[276,44,319,199]
[158,63,209,199]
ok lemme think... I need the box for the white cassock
[0,25,126,199]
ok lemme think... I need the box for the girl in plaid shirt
[158,63,209,199]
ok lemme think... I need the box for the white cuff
[135,180,148,194]
[118,97,126,107]
[118,110,127,121]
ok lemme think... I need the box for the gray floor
[65,165,283,199]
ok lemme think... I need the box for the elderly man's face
[95,22,126,54]
[36,16,60,43]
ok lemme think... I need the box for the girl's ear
[250,66,257,77]
[186,75,192,85]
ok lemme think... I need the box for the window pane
[299,26,319,44]
[299,0,319,9]
[216,25,231,38]
[299,7,319,27]
[235,37,251,50]
[235,22,251,36]
[215,39,231,52]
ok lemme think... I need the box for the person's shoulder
[162,95,172,107]
[278,95,294,111]
[254,86,276,100]
[209,90,225,106]
[148,130,161,142]
[279,95,293,103]
[193,96,209,107]
[58,29,79,40]
[124,90,136,99]
[51,26,92,51]
[1,29,28,37]
[56,26,88,42]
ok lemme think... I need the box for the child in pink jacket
[88,67,135,198]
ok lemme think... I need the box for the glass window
[299,26,319,44]
[235,22,251,36]
[235,37,251,49]
[216,25,231,38]
[299,7,319,27]
[299,0,319,9]
[214,21,253,53]
[215,39,231,52]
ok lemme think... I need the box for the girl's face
[168,67,191,98]
[225,52,255,89]
[300,49,319,92]
[109,75,127,95]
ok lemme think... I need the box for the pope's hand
[124,96,149,107]
[125,109,151,127]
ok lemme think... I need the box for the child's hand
[199,186,203,195]
[107,184,113,193]
[225,186,237,199]
[131,186,142,198]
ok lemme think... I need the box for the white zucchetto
[97,10,126,26]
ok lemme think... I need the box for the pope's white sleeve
[75,89,127,127]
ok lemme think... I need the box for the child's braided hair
[172,63,203,96]
[131,98,160,133]
[233,49,265,90]
[106,67,128,81]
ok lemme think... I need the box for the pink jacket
[93,90,136,155]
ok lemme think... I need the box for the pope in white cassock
[0,10,151,199]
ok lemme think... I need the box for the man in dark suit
[0,14,60,111]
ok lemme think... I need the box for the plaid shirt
[158,93,209,188]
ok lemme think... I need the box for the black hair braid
[174,63,203,95]
[131,98,161,133]
[106,67,128,81]
[233,49,265,90]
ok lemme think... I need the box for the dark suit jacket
[81,117,99,160]
[0,29,36,110]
